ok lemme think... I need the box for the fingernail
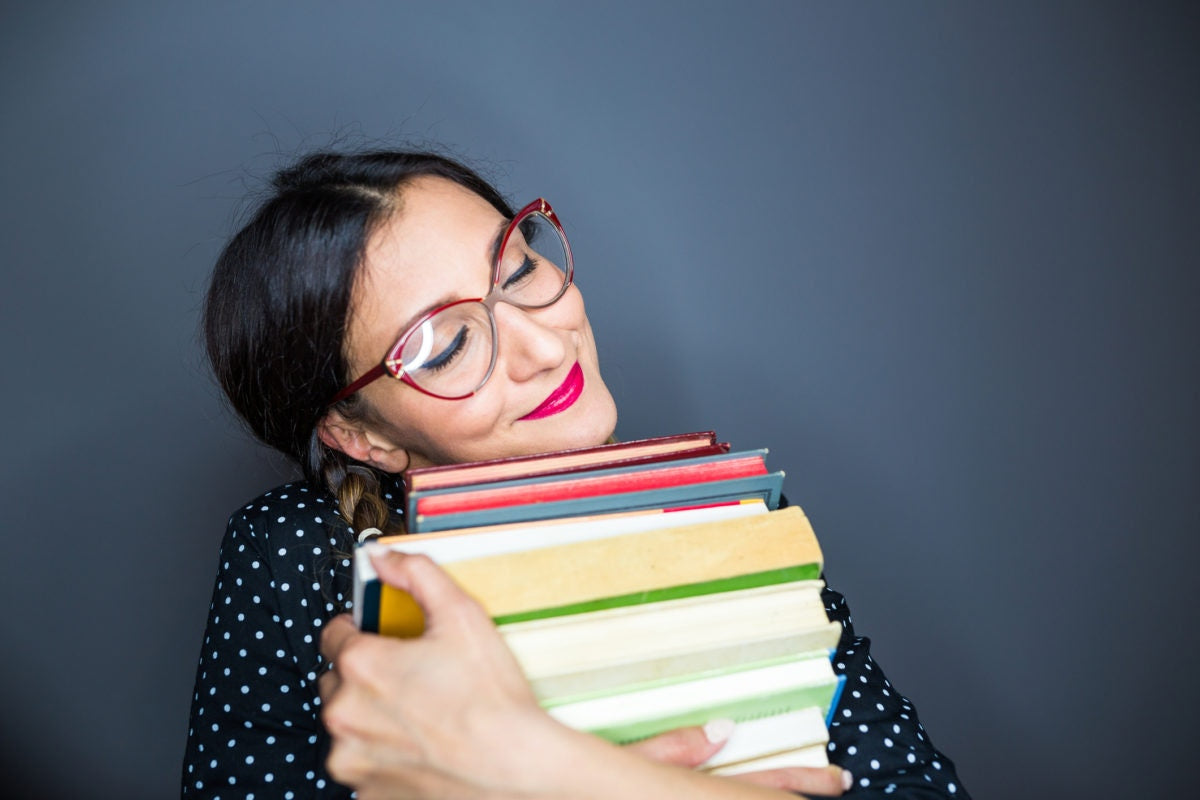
[703,718,736,744]
[842,769,853,791]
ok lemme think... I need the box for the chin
[527,390,617,456]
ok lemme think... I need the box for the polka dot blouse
[183,481,969,798]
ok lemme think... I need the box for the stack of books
[353,432,845,774]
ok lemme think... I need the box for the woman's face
[337,176,618,469]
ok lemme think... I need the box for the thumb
[625,719,736,767]
[367,546,485,635]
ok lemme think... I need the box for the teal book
[405,448,772,521]
[411,470,784,533]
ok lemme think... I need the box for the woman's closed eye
[423,324,470,372]
[500,253,539,291]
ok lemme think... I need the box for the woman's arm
[819,585,968,798]
[318,548,851,800]
[183,488,351,798]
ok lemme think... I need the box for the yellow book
[357,506,822,636]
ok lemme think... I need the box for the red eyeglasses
[327,199,574,405]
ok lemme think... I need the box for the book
[708,742,832,774]
[700,705,831,771]
[401,430,727,493]
[377,499,768,564]
[408,449,770,519]
[353,434,843,772]
[355,499,770,637]
[504,580,841,701]
[411,470,784,533]
[357,505,821,633]
[543,650,843,745]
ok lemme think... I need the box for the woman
[184,149,967,798]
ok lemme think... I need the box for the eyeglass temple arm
[326,363,388,407]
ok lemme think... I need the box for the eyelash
[424,325,469,372]
[501,254,538,290]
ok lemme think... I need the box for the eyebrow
[389,217,510,338]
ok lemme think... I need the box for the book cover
[358,505,819,634]
[699,705,830,770]
[544,651,842,745]
[505,581,839,697]
[407,448,768,520]
[376,500,767,564]
[402,431,727,493]
[707,741,832,774]
[410,470,784,533]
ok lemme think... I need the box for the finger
[733,765,851,796]
[325,733,375,788]
[625,719,734,767]
[320,613,360,662]
[317,666,341,705]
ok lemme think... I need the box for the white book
[502,580,839,696]
[700,706,829,770]
[545,653,839,745]
[708,742,831,775]
[379,500,767,563]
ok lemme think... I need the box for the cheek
[549,288,594,341]
[403,395,511,465]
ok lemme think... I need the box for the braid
[336,467,395,535]
[307,428,406,539]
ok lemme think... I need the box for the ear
[317,411,411,473]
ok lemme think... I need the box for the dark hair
[203,149,512,534]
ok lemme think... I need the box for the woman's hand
[319,547,849,799]
[319,548,553,798]
[629,725,851,795]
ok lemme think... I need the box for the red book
[415,452,769,517]
[402,431,728,493]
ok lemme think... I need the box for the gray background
[1,2,1196,798]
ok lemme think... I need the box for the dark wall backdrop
[2,2,1196,798]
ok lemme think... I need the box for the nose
[491,300,567,382]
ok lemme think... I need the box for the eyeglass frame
[326,198,574,406]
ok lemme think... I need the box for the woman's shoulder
[212,479,356,572]
[209,479,359,617]
[224,479,342,538]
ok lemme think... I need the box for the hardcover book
[353,434,842,772]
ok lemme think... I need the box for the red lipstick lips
[519,362,584,421]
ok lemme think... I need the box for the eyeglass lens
[396,211,570,397]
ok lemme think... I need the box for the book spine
[412,472,784,532]
[415,455,768,516]
[552,680,841,745]
[492,564,821,625]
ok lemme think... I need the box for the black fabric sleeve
[182,488,353,799]
[821,584,969,799]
